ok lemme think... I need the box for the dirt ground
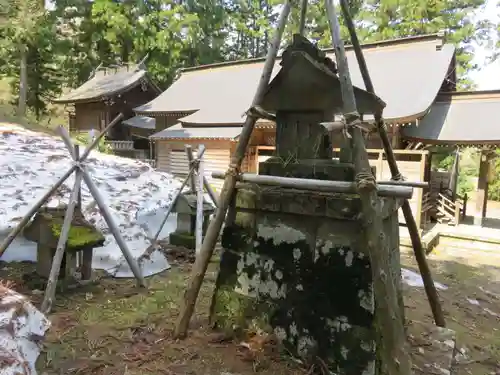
[1,248,499,375]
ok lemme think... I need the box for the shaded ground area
[0,248,499,375]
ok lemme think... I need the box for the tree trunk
[18,44,28,117]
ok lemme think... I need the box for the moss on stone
[169,231,196,249]
[50,222,105,249]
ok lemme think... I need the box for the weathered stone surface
[0,286,51,375]
[213,186,403,375]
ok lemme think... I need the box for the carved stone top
[261,34,385,115]
[173,193,215,215]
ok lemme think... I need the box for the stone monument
[24,205,105,282]
[169,193,215,249]
[211,35,405,374]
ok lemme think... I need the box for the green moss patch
[51,222,105,249]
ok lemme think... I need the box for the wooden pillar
[473,149,490,226]
[415,152,427,229]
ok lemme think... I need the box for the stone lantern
[24,206,105,282]
[211,34,405,374]
[169,193,215,249]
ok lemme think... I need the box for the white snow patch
[0,286,50,375]
[0,124,183,277]
[467,298,480,306]
[401,268,448,290]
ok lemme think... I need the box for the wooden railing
[105,140,134,151]
[140,159,156,168]
[435,191,468,226]
[420,189,468,226]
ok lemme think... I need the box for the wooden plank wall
[156,140,233,192]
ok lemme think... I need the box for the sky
[46,0,499,90]
[469,0,500,90]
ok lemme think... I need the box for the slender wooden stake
[195,145,205,254]
[338,0,446,328]
[74,145,84,269]
[41,170,83,314]
[185,145,197,193]
[186,144,218,206]
[0,166,76,258]
[173,0,292,339]
[79,113,124,161]
[299,0,308,36]
[150,147,207,244]
[324,1,412,374]
[80,166,146,287]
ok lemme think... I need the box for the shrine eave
[135,34,454,126]
[401,90,500,146]
[53,65,160,104]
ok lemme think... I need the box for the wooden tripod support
[174,5,444,374]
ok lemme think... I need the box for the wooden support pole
[80,166,146,287]
[211,172,414,199]
[173,0,292,339]
[325,1,412,374]
[41,170,83,314]
[74,145,83,269]
[195,145,205,254]
[0,166,76,258]
[299,0,308,36]
[79,113,124,161]
[339,0,446,328]
[185,145,197,192]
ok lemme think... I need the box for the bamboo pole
[79,113,124,161]
[324,1,412,374]
[0,166,76,258]
[185,145,197,192]
[80,166,146,287]
[338,0,445,328]
[299,0,308,36]
[212,171,425,192]
[74,145,83,269]
[173,0,292,339]
[195,145,205,254]
[185,144,218,206]
[211,172,414,198]
[41,170,83,314]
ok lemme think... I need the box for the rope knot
[355,171,377,192]
[340,111,375,139]
[391,173,406,182]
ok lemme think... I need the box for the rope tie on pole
[355,170,377,192]
[341,111,374,139]
[391,173,406,182]
[244,105,276,122]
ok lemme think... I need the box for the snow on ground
[0,124,183,277]
[401,268,448,290]
[0,285,51,375]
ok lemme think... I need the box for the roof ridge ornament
[436,30,446,50]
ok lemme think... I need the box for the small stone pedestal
[169,193,215,249]
[212,166,405,374]
[24,206,105,282]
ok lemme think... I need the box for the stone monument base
[211,183,405,374]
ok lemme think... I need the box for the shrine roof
[53,65,160,104]
[401,90,500,145]
[150,123,242,140]
[122,115,156,130]
[135,33,455,125]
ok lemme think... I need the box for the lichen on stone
[50,222,104,248]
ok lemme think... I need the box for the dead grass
[1,249,499,375]
[0,78,67,136]
[402,251,500,375]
